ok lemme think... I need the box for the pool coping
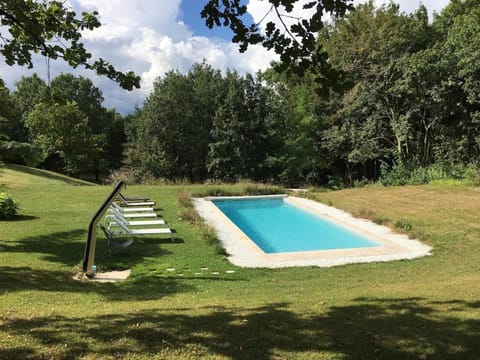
[193,195,432,268]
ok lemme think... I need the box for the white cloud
[76,0,189,40]
[126,28,276,95]
[71,0,278,106]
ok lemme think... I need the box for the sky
[0,0,451,114]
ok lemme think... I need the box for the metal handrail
[82,181,126,277]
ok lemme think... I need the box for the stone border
[193,196,432,268]
[73,269,131,283]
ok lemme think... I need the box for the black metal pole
[82,181,126,276]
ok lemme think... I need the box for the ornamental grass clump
[0,192,19,219]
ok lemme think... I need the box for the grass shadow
[7,214,39,221]
[0,229,177,267]
[1,298,479,359]
[0,266,195,302]
[0,229,88,266]
[0,229,200,301]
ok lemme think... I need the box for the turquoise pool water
[212,198,380,253]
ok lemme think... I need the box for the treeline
[125,0,480,185]
[1,0,480,186]
[124,65,285,183]
[0,74,124,180]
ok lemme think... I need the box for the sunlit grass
[0,166,479,359]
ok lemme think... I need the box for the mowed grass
[0,165,479,359]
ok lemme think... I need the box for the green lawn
[0,165,479,359]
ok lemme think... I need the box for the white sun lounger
[108,217,173,241]
[108,202,154,212]
[105,204,158,220]
[116,192,156,207]
[112,206,154,212]
[106,212,157,219]
[119,219,166,226]
[107,209,166,227]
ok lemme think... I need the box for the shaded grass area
[1,299,479,359]
[0,167,479,359]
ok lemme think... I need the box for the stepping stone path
[164,267,236,276]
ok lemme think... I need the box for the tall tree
[11,73,49,142]
[437,2,480,162]
[0,78,41,166]
[261,69,329,184]
[127,63,223,182]
[25,101,93,174]
[320,2,434,178]
[208,72,285,181]
[50,74,122,179]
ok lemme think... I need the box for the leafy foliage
[208,72,285,181]
[3,1,480,188]
[0,0,139,90]
[0,192,19,219]
[50,74,124,179]
[126,63,223,182]
[201,0,354,90]
[0,77,42,166]
[25,101,92,175]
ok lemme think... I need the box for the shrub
[379,163,479,186]
[106,167,144,185]
[379,164,411,186]
[177,189,193,208]
[178,207,201,224]
[0,192,19,219]
[242,183,285,195]
[394,220,413,232]
[194,182,286,197]
[463,163,480,185]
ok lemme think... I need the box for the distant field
[0,165,479,359]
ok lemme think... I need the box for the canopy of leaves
[25,101,93,174]
[126,63,224,182]
[201,0,354,90]
[0,0,140,90]
[126,63,285,182]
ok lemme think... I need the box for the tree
[11,73,49,142]
[25,101,93,174]
[0,0,139,90]
[436,2,480,163]
[0,77,42,166]
[127,63,223,182]
[261,69,329,185]
[319,2,434,179]
[208,72,285,181]
[49,73,126,179]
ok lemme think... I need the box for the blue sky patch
[179,0,254,40]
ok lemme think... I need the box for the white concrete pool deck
[193,195,432,268]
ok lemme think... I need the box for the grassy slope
[0,166,479,359]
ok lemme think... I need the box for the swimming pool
[212,197,379,253]
[194,195,431,268]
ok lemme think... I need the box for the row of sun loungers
[101,192,173,255]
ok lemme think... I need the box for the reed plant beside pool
[0,165,479,359]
